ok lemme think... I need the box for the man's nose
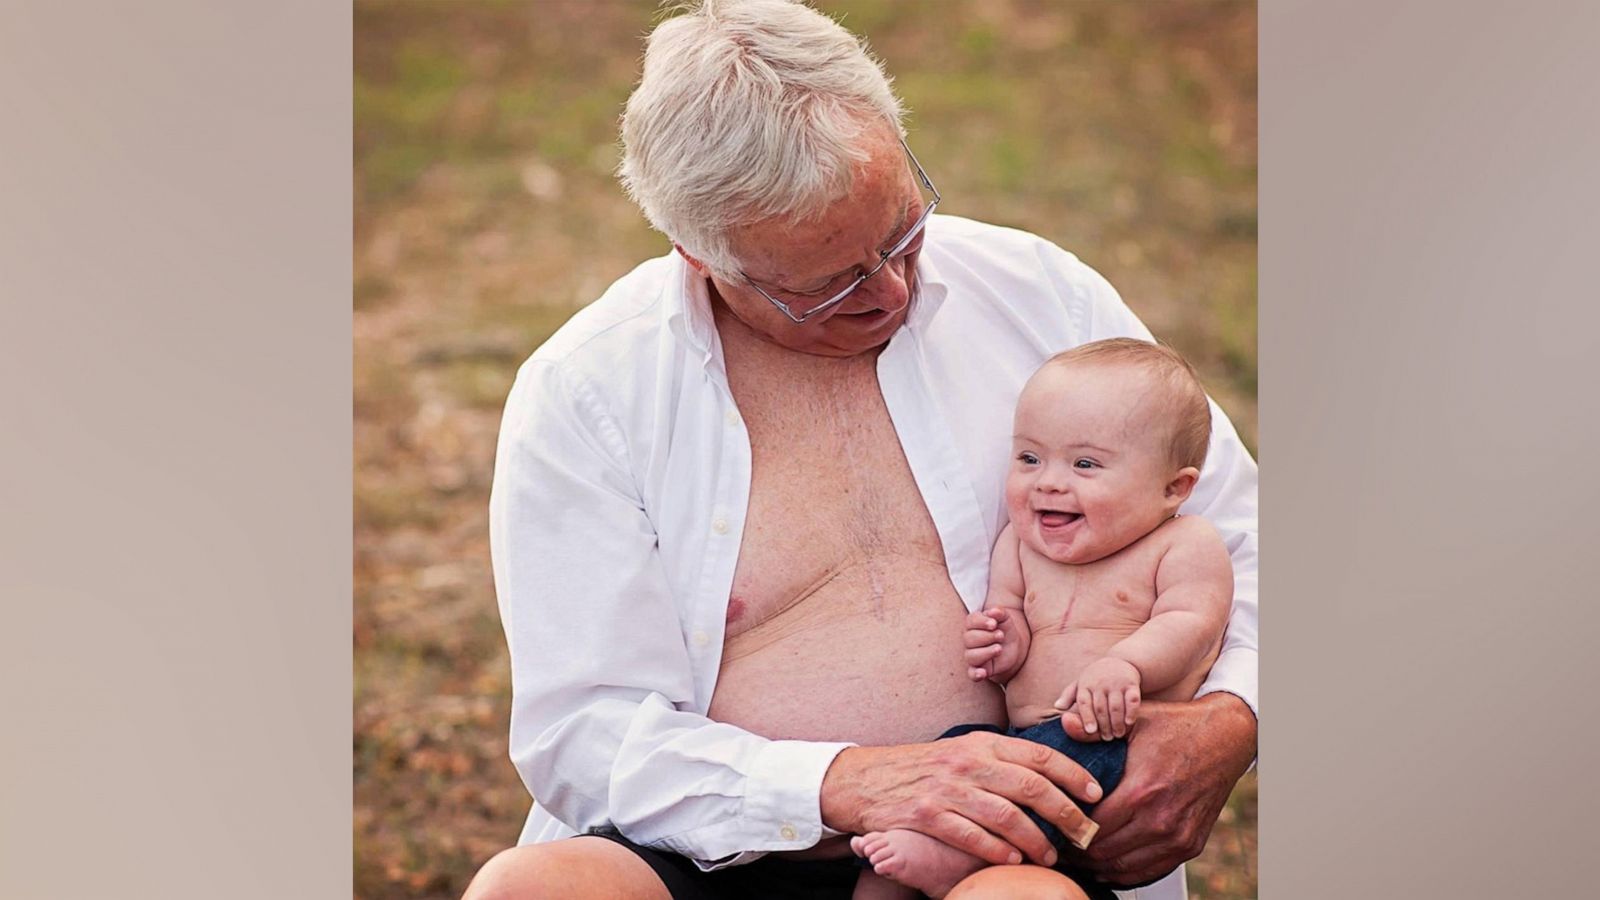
[857,255,911,311]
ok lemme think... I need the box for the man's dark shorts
[586,717,1126,900]
[587,831,860,900]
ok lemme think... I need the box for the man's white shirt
[489,215,1258,900]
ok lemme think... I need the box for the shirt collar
[907,241,951,331]
[664,251,720,367]
[661,219,954,365]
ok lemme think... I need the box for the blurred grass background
[354,1,1256,897]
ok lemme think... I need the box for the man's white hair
[618,0,907,280]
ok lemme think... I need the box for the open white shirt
[490,214,1258,900]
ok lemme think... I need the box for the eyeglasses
[741,140,941,324]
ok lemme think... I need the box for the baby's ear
[1164,466,1201,508]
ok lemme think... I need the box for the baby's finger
[963,644,1003,666]
[987,607,1011,625]
[968,666,987,681]
[1107,690,1125,738]
[1077,688,1097,735]
[1123,688,1140,727]
[1092,690,1113,741]
[963,628,999,649]
[965,612,998,630]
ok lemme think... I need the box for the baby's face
[1005,362,1188,565]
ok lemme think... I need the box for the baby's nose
[1035,469,1070,492]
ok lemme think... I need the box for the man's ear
[673,243,712,278]
[1164,466,1201,510]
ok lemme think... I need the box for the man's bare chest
[720,346,948,637]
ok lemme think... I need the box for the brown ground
[354,2,1257,898]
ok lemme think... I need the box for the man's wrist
[1192,691,1258,766]
[1195,689,1257,728]
[818,745,870,834]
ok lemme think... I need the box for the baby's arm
[1058,518,1234,737]
[1111,518,1235,691]
[963,523,1031,684]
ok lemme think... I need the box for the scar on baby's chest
[1049,587,1132,627]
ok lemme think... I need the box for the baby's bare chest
[1020,547,1162,635]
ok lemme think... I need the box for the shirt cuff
[1195,648,1258,773]
[691,739,856,872]
[1195,647,1258,719]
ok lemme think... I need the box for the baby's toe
[874,854,907,879]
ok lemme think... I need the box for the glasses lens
[794,274,866,321]
[752,142,939,324]
[794,191,938,321]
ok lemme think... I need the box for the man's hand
[1054,657,1141,740]
[820,732,1105,868]
[963,608,1025,682]
[1061,693,1256,887]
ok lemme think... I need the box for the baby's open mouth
[1038,511,1082,527]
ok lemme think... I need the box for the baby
[850,338,1235,900]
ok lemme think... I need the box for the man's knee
[945,864,1090,900]
[462,838,670,900]
[462,845,548,900]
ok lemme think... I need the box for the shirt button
[779,824,798,841]
[725,409,740,426]
[712,517,729,535]
[692,630,710,648]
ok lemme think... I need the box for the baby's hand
[1054,657,1141,740]
[962,608,1023,682]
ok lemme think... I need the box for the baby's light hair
[1043,338,1213,472]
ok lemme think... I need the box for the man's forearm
[1196,690,1257,757]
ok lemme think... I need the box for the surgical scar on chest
[1029,581,1137,633]
[1028,584,1082,634]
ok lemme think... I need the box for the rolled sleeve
[740,739,854,847]
[673,737,854,871]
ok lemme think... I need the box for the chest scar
[726,596,747,624]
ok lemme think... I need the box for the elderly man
[466,1,1257,898]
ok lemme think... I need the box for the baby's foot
[850,829,988,899]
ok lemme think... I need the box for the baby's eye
[1017,451,1040,466]
[1073,458,1099,470]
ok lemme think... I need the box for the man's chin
[815,304,909,352]
[830,305,900,330]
